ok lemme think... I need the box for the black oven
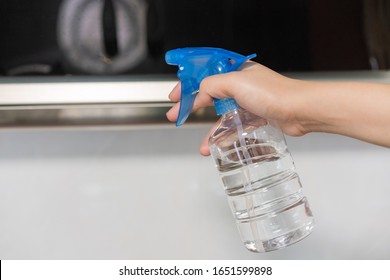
[0,0,388,127]
[1,0,388,77]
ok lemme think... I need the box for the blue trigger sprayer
[165,47,315,253]
[165,47,256,126]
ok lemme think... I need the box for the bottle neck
[221,107,262,128]
[222,107,241,119]
[220,107,246,129]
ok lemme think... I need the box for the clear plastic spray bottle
[165,47,314,252]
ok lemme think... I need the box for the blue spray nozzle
[165,47,256,126]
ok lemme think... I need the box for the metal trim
[0,71,388,128]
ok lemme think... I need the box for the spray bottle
[165,47,314,252]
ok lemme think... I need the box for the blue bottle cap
[165,47,256,126]
[214,98,240,115]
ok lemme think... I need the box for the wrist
[274,78,315,137]
[291,80,329,135]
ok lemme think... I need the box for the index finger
[168,82,181,102]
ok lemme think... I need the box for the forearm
[297,80,390,147]
[169,62,390,153]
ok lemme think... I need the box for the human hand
[166,62,309,155]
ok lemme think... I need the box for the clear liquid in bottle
[209,108,314,252]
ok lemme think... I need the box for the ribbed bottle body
[209,108,314,252]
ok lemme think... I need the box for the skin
[166,62,390,156]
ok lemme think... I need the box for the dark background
[0,0,388,76]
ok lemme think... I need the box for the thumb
[194,61,258,111]
[193,72,236,111]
